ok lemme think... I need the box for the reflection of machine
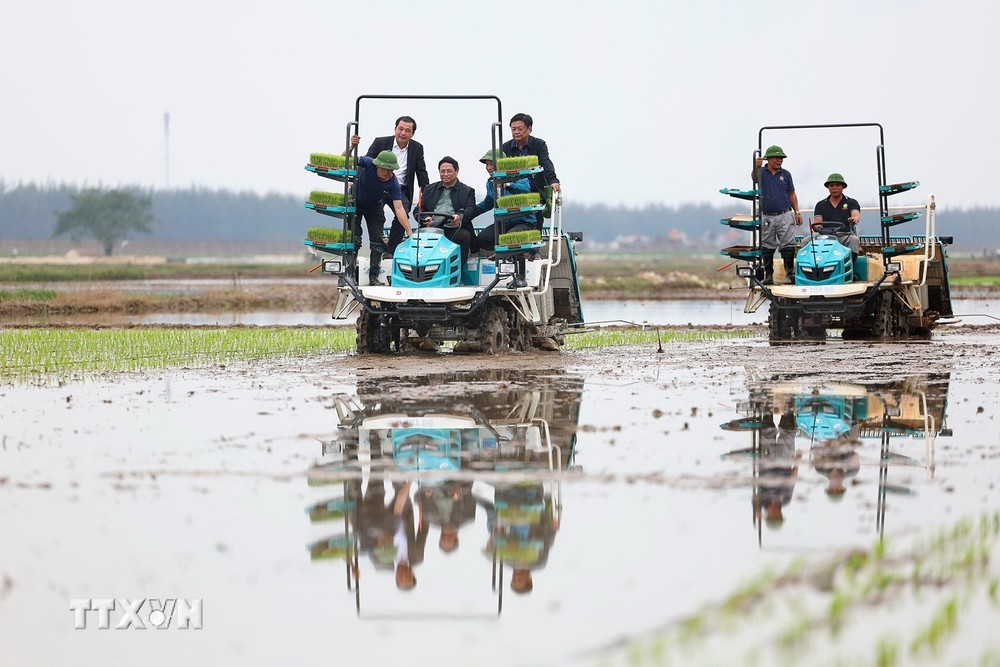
[721,374,951,544]
[305,371,583,616]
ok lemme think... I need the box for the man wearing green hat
[469,148,534,253]
[353,150,412,285]
[812,172,861,255]
[752,146,802,284]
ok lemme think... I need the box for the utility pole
[163,112,171,189]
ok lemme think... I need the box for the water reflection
[721,374,951,544]
[304,371,583,616]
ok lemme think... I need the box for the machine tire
[479,306,510,355]
[768,304,795,344]
[509,308,535,352]
[356,309,392,354]
[874,292,898,340]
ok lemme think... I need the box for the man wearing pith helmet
[752,145,802,285]
[812,172,861,255]
[352,150,412,285]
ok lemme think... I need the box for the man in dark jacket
[501,113,560,227]
[354,116,429,211]
[417,156,476,265]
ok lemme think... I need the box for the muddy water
[6,296,1000,327]
[1,336,999,666]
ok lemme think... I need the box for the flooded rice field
[5,295,1000,328]
[2,333,1000,666]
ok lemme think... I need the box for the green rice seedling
[308,191,351,207]
[0,327,356,381]
[875,638,899,667]
[0,288,57,302]
[495,155,539,171]
[563,327,759,350]
[497,230,541,247]
[306,227,352,244]
[309,153,353,169]
[496,192,541,209]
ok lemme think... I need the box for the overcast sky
[1,0,996,212]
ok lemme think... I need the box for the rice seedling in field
[0,289,57,302]
[496,193,541,209]
[306,227,353,244]
[307,191,351,207]
[308,153,353,169]
[564,327,760,349]
[497,230,541,247]
[594,509,1000,666]
[495,156,539,171]
[0,327,355,380]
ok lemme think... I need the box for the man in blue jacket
[353,151,412,285]
[752,145,802,284]
[470,148,534,252]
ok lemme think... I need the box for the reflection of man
[419,480,476,554]
[810,425,862,498]
[390,481,427,590]
[479,481,559,594]
[356,480,427,590]
[756,409,801,527]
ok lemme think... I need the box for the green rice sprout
[306,227,352,244]
[497,230,542,246]
[496,193,541,209]
[308,190,352,207]
[309,153,353,169]
[496,155,539,171]
[0,289,57,302]
[0,327,356,381]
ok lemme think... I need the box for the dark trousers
[444,227,472,265]
[354,205,388,256]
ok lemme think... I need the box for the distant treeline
[1,181,997,249]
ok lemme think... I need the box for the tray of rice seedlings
[494,192,543,215]
[304,226,353,249]
[308,535,355,561]
[306,498,355,523]
[493,155,542,178]
[305,153,356,181]
[496,229,542,250]
[304,190,355,217]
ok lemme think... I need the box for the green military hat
[824,172,847,187]
[764,145,787,158]
[479,149,506,163]
[372,150,400,170]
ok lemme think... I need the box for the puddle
[1,347,998,666]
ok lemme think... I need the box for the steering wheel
[418,211,461,229]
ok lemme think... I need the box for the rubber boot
[368,251,384,286]
[761,250,775,285]
[780,247,795,285]
[850,252,859,282]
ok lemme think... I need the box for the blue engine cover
[795,236,853,285]
[391,228,464,288]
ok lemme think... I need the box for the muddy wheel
[509,309,535,352]
[768,305,794,343]
[875,292,897,340]
[356,310,392,354]
[479,306,509,355]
